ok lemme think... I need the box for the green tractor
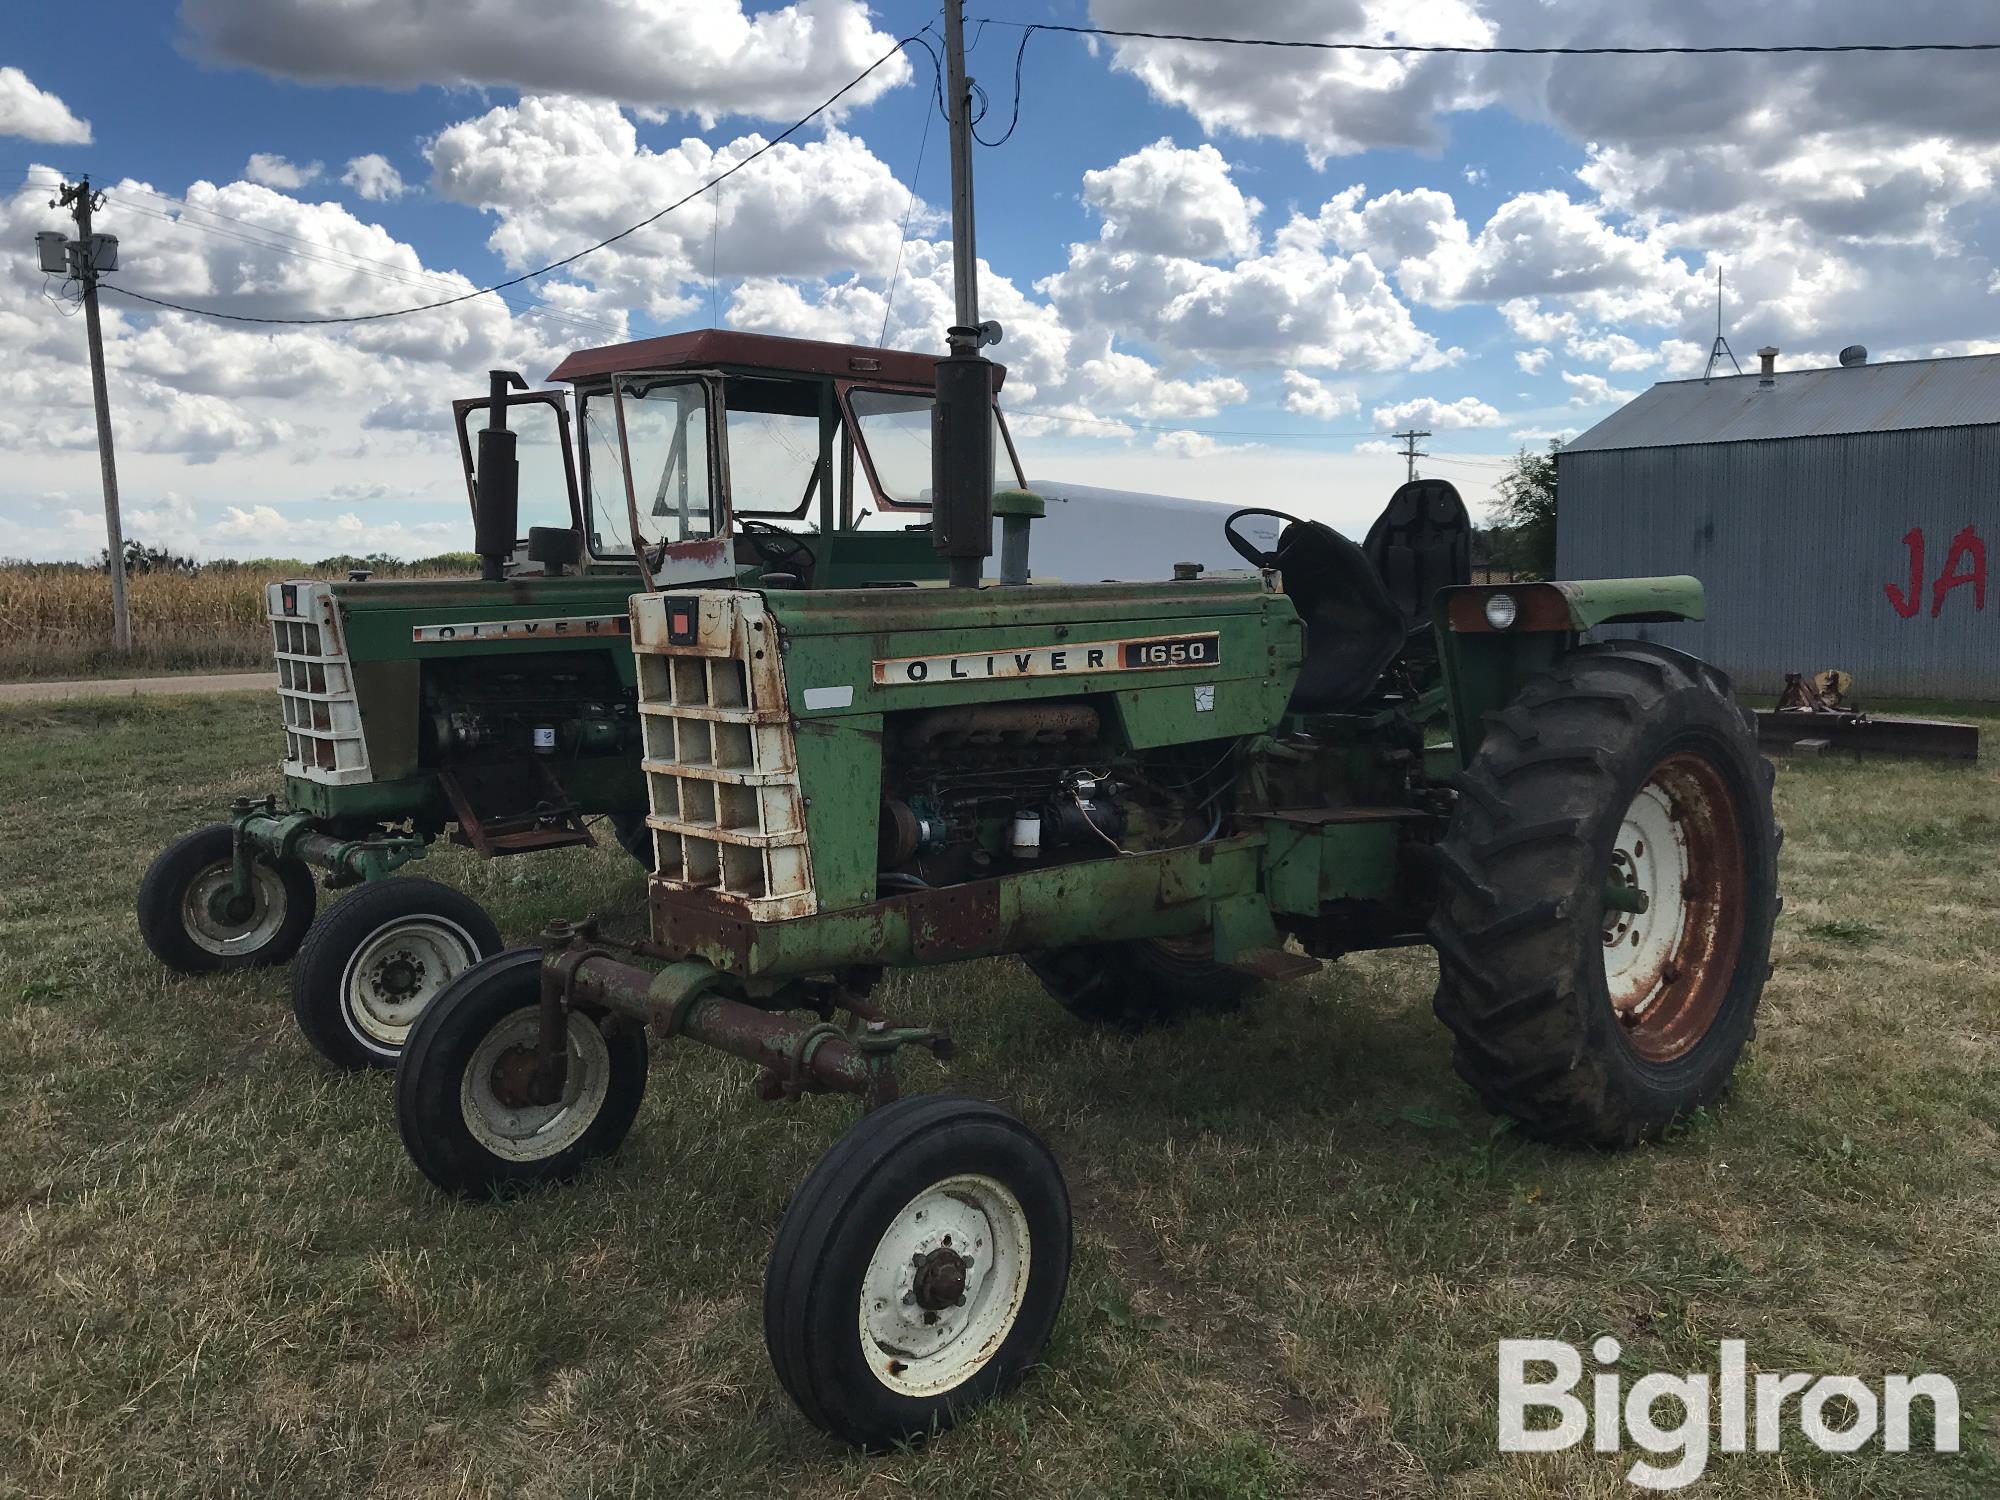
[387,7,1780,1446]
[392,415,1780,1446]
[137,329,1035,1069]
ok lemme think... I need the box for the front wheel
[291,878,502,1070]
[764,1095,1071,1448]
[1429,642,1780,1146]
[395,948,649,1197]
[137,822,317,973]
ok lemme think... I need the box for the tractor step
[440,759,596,857]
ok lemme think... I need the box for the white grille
[268,580,371,785]
[632,591,814,920]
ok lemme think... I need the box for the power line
[969,18,2000,57]
[95,36,920,326]
[1010,405,1380,439]
[108,183,630,341]
[880,86,938,345]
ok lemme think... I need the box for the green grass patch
[0,695,1994,1497]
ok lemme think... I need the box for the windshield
[849,388,1020,508]
[579,377,717,556]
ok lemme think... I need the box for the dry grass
[0,560,475,681]
[0,694,1994,1498]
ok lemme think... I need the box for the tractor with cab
[136,328,1040,1070]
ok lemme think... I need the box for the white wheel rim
[341,914,482,1047]
[182,861,288,957]
[460,1006,614,1163]
[858,1172,1031,1398]
[1603,780,1689,1017]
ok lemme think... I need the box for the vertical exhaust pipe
[475,369,529,582]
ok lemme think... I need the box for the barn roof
[1563,351,2000,454]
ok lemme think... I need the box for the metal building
[1557,349,2000,700]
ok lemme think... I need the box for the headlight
[1483,592,1519,630]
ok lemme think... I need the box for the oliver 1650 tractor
[390,386,1780,1441]
[136,329,1049,1069]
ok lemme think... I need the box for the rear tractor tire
[291,877,503,1070]
[1025,933,1261,1027]
[138,822,317,974]
[1429,641,1780,1146]
[764,1094,1071,1448]
[395,948,649,1197]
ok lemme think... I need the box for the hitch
[228,795,428,889]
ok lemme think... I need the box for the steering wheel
[1223,507,1307,570]
[737,519,818,573]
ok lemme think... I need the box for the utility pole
[1393,428,1430,484]
[49,177,131,651]
[943,0,979,351]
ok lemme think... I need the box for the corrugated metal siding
[1557,427,2000,699]
[1564,354,2000,453]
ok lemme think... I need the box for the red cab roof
[545,328,1005,389]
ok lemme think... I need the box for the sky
[3,0,1998,561]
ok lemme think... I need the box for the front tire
[137,822,317,974]
[1429,641,1780,1146]
[1024,933,1260,1026]
[291,878,502,1070]
[395,948,649,1197]
[764,1095,1071,1448]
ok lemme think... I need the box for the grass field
[0,694,1995,1498]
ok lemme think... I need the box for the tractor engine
[421,651,639,765]
[876,700,1226,886]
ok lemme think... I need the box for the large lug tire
[609,812,656,870]
[137,822,317,974]
[395,948,649,1197]
[1429,641,1780,1146]
[290,877,503,1070]
[1024,933,1260,1027]
[764,1094,1071,1449]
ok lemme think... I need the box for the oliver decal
[412,614,632,643]
[873,632,1220,685]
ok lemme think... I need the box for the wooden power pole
[1394,427,1430,484]
[54,176,132,652]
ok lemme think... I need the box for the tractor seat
[1362,479,1472,634]
[1223,508,1405,714]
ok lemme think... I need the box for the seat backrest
[1362,479,1471,633]
[1274,520,1407,714]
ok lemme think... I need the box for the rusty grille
[267,580,371,785]
[631,591,813,920]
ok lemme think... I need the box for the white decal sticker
[411,614,630,643]
[1194,684,1215,712]
[802,685,854,710]
[873,631,1221,686]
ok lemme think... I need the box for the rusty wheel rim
[1601,749,1747,1064]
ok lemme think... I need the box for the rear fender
[1432,576,1705,768]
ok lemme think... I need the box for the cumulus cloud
[1372,395,1502,431]
[1515,348,1551,375]
[1561,371,1637,408]
[0,67,92,144]
[245,153,323,189]
[341,153,407,201]
[1281,370,1359,420]
[179,0,912,123]
[1080,139,1262,260]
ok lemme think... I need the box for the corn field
[0,559,475,680]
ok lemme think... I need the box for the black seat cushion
[1272,520,1406,714]
[1363,479,1471,633]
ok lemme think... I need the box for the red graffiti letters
[1886,525,1988,619]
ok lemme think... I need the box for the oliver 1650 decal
[873,632,1220,684]
[411,614,632,643]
